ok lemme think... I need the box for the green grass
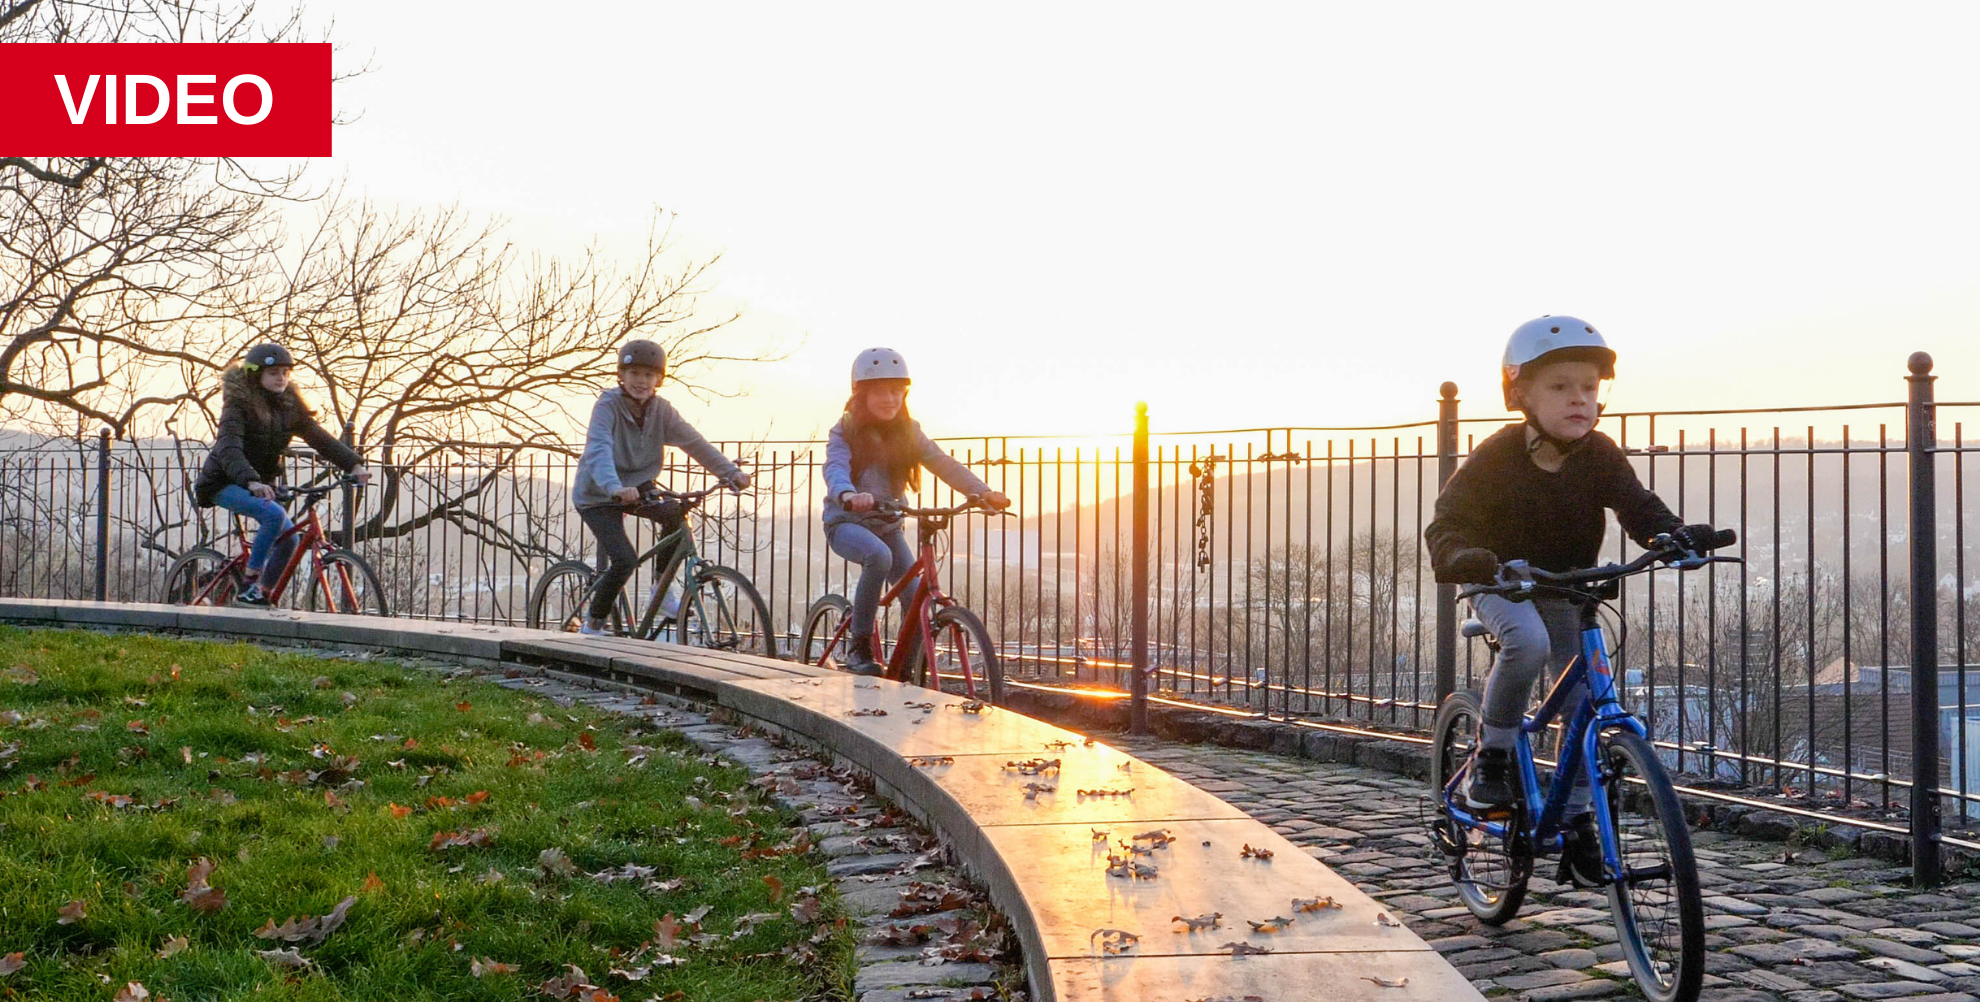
[0,627,852,1001]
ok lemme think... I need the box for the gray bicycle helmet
[851,347,910,386]
[618,339,667,371]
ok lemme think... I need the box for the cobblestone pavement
[1126,737,1980,1002]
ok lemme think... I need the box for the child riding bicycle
[193,343,371,606]
[572,339,749,637]
[823,348,1008,675]
[1424,315,1725,885]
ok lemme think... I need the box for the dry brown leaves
[180,857,227,913]
[428,827,497,852]
[253,895,357,945]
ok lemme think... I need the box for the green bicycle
[525,485,776,658]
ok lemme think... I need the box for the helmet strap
[1523,416,1591,458]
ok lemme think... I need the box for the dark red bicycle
[162,476,387,615]
[798,498,1007,703]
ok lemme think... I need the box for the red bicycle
[162,477,388,615]
[798,498,1007,703]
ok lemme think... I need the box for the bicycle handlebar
[873,496,1013,519]
[623,482,747,511]
[272,474,366,503]
[1457,532,1742,602]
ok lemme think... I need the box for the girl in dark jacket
[192,344,369,605]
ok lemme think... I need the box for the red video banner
[0,43,332,156]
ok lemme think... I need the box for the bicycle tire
[162,548,241,606]
[926,605,1004,704]
[304,548,391,616]
[1429,690,1530,925]
[799,594,851,666]
[1598,728,1705,1002]
[526,560,628,634]
[673,564,777,659]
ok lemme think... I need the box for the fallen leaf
[578,732,598,752]
[654,914,682,949]
[464,790,490,805]
[323,790,348,810]
[1375,912,1402,928]
[362,872,385,893]
[255,947,314,971]
[388,803,412,819]
[56,900,86,924]
[157,935,190,958]
[312,676,333,689]
[539,848,579,878]
[1364,976,1409,988]
[112,982,150,1002]
[455,701,472,712]
[429,827,497,852]
[763,874,785,904]
[471,956,518,976]
[0,952,24,975]
[180,746,193,765]
[253,895,358,945]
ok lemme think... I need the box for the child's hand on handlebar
[248,481,277,501]
[845,492,877,513]
[1442,547,1499,585]
[612,486,642,505]
[981,491,1011,511]
[349,466,371,487]
[728,471,751,491]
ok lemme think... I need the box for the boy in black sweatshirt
[1424,315,1723,884]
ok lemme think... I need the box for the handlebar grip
[1706,528,1738,550]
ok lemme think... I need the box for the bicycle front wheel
[163,548,241,607]
[925,606,1004,704]
[1428,690,1529,925]
[526,560,627,634]
[1598,728,1705,1002]
[305,549,390,616]
[799,594,851,666]
[665,564,776,658]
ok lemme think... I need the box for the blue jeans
[214,484,294,578]
[828,522,917,638]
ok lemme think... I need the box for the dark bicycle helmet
[242,343,295,372]
[618,339,667,371]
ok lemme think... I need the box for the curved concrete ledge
[0,598,1484,1002]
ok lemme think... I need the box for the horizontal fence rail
[3,355,1976,881]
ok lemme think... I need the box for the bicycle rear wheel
[1428,690,1530,925]
[1597,728,1705,1002]
[303,548,390,615]
[669,564,777,658]
[526,560,626,634]
[163,548,241,606]
[799,594,850,666]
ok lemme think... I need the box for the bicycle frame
[815,517,979,698]
[189,496,360,609]
[1441,609,1649,882]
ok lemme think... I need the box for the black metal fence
[4,353,1977,877]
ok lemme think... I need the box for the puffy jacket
[193,367,362,506]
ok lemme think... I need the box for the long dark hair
[843,383,920,492]
[225,364,311,428]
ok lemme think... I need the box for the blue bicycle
[1430,532,1737,1002]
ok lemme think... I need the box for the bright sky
[321,2,1980,443]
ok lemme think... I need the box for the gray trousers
[1472,592,1591,811]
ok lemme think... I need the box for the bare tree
[0,0,357,435]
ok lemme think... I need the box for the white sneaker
[659,590,681,621]
[578,618,610,637]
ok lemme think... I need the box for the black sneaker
[1559,812,1606,888]
[234,583,270,607]
[1463,747,1518,814]
[841,633,884,677]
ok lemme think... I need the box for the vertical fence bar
[1131,404,1150,735]
[1907,351,1942,886]
[94,428,112,602]
[1436,382,1458,700]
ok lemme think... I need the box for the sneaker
[659,590,681,622]
[1559,812,1606,888]
[578,618,611,637]
[234,582,269,607]
[841,633,884,677]
[1463,747,1518,814]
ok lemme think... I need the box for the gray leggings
[1474,593,1592,811]
[828,522,919,638]
[1473,593,1585,740]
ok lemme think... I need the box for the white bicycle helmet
[1501,316,1615,410]
[851,347,910,386]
